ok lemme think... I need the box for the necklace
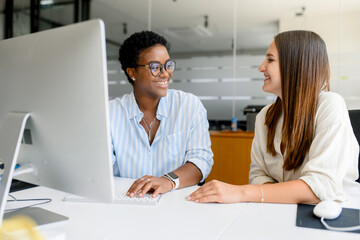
[142,115,156,141]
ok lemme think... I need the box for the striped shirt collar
[128,91,169,120]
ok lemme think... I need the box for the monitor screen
[0,19,115,211]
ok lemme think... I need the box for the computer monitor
[0,19,115,223]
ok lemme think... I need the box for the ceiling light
[40,0,54,6]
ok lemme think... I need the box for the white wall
[280,12,360,53]
[280,11,360,109]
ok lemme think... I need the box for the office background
[1,4,360,238]
[0,0,359,123]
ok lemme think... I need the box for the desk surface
[7,185,360,240]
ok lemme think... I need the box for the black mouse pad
[296,204,360,233]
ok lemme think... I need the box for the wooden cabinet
[207,130,254,185]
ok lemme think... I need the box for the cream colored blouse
[249,92,360,201]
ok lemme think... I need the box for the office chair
[349,110,360,183]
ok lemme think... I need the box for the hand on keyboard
[63,177,162,206]
[113,191,160,205]
[126,175,173,199]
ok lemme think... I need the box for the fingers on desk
[187,180,225,203]
[189,180,245,204]
[187,181,214,202]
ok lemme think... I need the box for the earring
[131,77,135,81]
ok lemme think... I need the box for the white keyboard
[63,177,161,206]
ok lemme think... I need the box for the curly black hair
[119,31,170,85]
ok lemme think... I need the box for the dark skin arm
[126,162,202,198]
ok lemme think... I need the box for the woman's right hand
[186,180,245,203]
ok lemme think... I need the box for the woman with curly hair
[109,31,213,198]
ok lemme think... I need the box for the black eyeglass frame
[136,60,176,77]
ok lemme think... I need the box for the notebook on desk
[63,177,161,206]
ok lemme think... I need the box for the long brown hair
[265,31,330,171]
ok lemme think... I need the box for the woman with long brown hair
[187,30,359,204]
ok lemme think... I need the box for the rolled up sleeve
[300,121,358,201]
[300,94,359,201]
[185,102,214,182]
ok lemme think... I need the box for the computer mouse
[313,200,342,220]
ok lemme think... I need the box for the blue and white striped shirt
[109,89,213,182]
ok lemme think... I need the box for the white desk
[219,203,359,240]
[9,186,247,240]
[7,185,360,240]
[219,184,360,240]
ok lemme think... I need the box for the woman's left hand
[126,175,173,198]
[186,180,244,203]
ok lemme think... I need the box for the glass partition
[1,0,359,128]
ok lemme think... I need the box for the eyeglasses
[136,60,176,77]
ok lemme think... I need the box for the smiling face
[258,41,282,97]
[128,44,172,99]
